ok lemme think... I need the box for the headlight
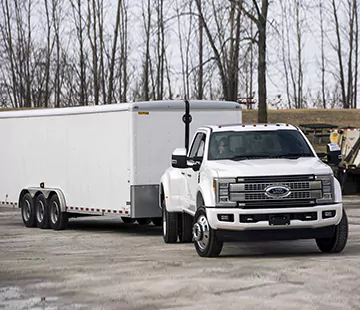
[316,174,334,204]
[214,178,236,207]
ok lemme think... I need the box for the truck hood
[206,157,332,178]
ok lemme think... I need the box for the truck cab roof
[203,123,299,133]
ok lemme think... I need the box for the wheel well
[47,191,57,201]
[18,189,30,206]
[160,184,165,204]
[196,192,204,208]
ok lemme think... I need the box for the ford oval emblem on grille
[265,185,291,198]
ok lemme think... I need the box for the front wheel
[316,209,348,253]
[193,207,223,257]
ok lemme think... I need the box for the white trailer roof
[0,100,241,119]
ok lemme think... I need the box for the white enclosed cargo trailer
[0,100,242,229]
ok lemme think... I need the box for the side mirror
[187,160,201,172]
[326,143,342,165]
[316,152,326,158]
[171,148,187,169]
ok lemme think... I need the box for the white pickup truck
[160,123,348,257]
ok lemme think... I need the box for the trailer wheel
[316,209,348,253]
[21,193,36,228]
[151,217,162,227]
[121,217,136,224]
[49,195,68,230]
[162,199,178,243]
[137,218,151,225]
[179,212,193,243]
[193,207,223,257]
[35,193,50,229]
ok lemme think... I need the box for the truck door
[185,132,206,211]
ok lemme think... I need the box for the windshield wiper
[271,153,314,159]
[229,155,268,161]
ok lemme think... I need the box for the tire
[162,199,178,243]
[151,217,162,227]
[137,218,151,225]
[316,209,348,253]
[35,193,50,229]
[179,212,193,243]
[193,207,223,257]
[49,195,68,230]
[121,217,136,224]
[21,193,36,228]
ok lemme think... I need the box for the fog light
[322,210,336,219]
[217,214,234,222]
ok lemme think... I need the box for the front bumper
[206,203,343,231]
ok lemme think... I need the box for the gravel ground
[1,201,360,310]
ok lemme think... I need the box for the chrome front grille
[228,175,322,208]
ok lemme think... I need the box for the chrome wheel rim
[193,215,210,250]
[23,200,31,222]
[36,200,45,223]
[51,201,59,224]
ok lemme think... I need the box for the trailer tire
[49,195,68,230]
[316,209,348,253]
[121,217,136,224]
[21,193,36,228]
[179,212,193,243]
[151,217,162,227]
[193,207,223,257]
[162,199,178,243]
[137,218,151,225]
[35,193,50,229]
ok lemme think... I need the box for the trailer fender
[25,188,67,212]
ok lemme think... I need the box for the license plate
[269,214,290,226]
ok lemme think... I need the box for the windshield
[208,130,314,161]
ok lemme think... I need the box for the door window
[189,133,206,160]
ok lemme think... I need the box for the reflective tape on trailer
[65,206,127,216]
[0,201,18,208]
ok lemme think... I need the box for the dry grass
[243,109,360,128]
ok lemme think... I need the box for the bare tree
[236,0,269,122]
[196,0,243,102]
[107,0,122,104]
[70,0,88,106]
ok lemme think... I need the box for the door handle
[187,174,192,177]
[181,172,185,175]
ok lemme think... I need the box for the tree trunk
[257,1,268,122]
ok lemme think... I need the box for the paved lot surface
[1,198,360,310]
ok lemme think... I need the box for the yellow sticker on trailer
[138,111,149,115]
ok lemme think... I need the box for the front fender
[197,168,217,208]
[333,176,342,203]
[160,167,185,212]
